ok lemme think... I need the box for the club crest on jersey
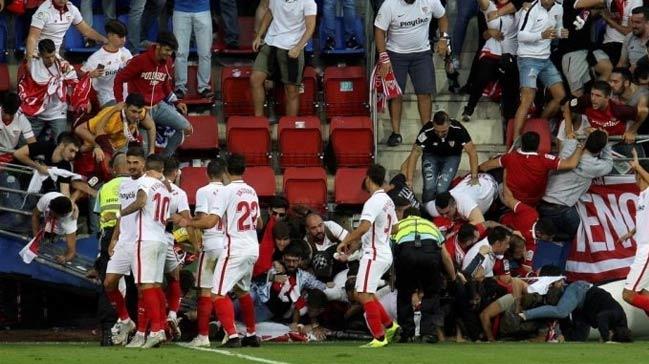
[449,140,455,147]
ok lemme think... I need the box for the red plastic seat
[278,116,322,168]
[226,116,271,166]
[183,64,215,106]
[283,167,328,213]
[180,166,209,205]
[323,66,369,117]
[222,66,254,117]
[243,166,276,199]
[179,115,219,151]
[330,116,374,167]
[212,17,255,55]
[275,66,318,116]
[334,168,369,205]
[506,118,552,155]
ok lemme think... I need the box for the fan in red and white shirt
[179,154,261,347]
[26,0,107,60]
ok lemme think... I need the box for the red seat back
[226,116,271,166]
[243,166,276,199]
[323,66,369,117]
[283,167,328,212]
[222,66,254,116]
[275,66,317,116]
[278,116,322,168]
[506,118,551,155]
[334,168,369,205]
[179,115,219,151]
[330,116,374,167]
[180,166,209,205]
[183,64,214,106]
[0,64,10,92]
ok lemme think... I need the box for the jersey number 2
[236,201,259,232]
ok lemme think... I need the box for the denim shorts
[517,57,563,89]
[388,50,436,95]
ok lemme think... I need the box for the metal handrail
[576,135,649,143]
[0,206,33,216]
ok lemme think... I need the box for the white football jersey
[195,181,225,251]
[136,176,172,242]
[165,182,190,244]
[82,47,133,106]
[117,176,142,245]
[360,189,397,261]
[210,180,260,257]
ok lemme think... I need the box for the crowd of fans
[1,0,649,345]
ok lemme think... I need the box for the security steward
[393,201,445,343]
[93,153,128,346]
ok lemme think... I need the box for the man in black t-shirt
[405,111,479,202]
[13,132,81,194]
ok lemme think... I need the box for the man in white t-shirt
[32,191,77,263]
[425,173,498,225]
[251,0,317,117]
[0,93,35,150]
[179,154,261,348]
[461,226,512,278]
[186,159,227,348]
[26,0,107,61]
[374,0,449,147]
[82,20,132,108]
[304,213,351,282]
[336,164,400,348]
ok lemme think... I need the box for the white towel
[27,167,83,193]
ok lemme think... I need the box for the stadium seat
[226,116,271,166]
[222,66,255,117]
[278,116,323,168]
[334,168,369,205]
[182,64,215,106]
[178,115,219,151]
[330,116,374,167]
[506,118,552,155]
[180,166,208,205]
[212,17,255,55]
[318,16,365,56]
[275,66,317,116]
[243,166,276,199]
[283,167,328,213]
[64,14,106,53]
[323,66,369,117]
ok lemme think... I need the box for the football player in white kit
[119,154,173,348]
[621,148,649,314]
[186,159,227,347]
[179,154,261,348]
[336,164,400,348]
[161,158,191,339]
[104,146,146,346]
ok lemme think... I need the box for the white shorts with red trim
[164,243,182,273]
[106,243,133,276]
[196,247,223,289]
[355,257,392,294]
[211,254,258,296]
[625,247,649,291]
[132,240,167,284]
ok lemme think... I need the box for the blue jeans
[127,0,165,51]
[323,0,357,39]
[537,202,581,242]
[421,153,461,202]
[451,0,478,58]
[221,0,240,46]
[29,117,68,143]
[80,0,116,25]
[524,281,592,321]
[149,102,190,157]
[173,10,212,93]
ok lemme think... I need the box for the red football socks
[142,288,163,332]
[136,297,149,333]
[197,296,212,336]
[375,298,393,327]
[214,296,237,337]
[166,278,181,313]
[363,301,385,339]
[630,292,649,313]
[238,293,257,335]
[106,289,130,321]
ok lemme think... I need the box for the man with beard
[609,67,649,144]
[618,6,649,71]
[304,213,350,283]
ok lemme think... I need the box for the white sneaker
[142,330,166,349]
[167,316,181,340]
[188,335,210,348]
[125,332,146,348]
[112,320,136,346]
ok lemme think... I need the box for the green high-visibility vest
[97,176,125,230]
[393,216,444,246]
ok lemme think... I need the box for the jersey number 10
[153,193,171,224]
